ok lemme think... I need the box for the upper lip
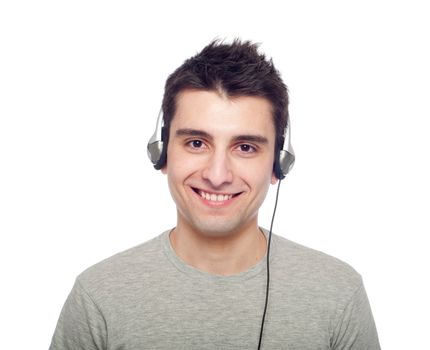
[191,187,242,196]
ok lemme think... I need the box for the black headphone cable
[257,179,282,350]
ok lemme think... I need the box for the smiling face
[162,89,277,238]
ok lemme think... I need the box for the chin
[189,216,249,238]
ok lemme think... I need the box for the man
[50,39,380,349]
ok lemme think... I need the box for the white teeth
[199,190,234,202]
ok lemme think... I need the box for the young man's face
[162,89,277,237]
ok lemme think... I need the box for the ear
[161,165,167,175]
[271,172,278,185]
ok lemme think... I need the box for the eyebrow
[233,135,268,144]
[176,128,212,140]
[175,128,268,144]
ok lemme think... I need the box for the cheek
[240,163,274,191]
[165,150,202,181]
[244,156,275,182]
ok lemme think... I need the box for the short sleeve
[331,280,381,350]
[49,278,107,350]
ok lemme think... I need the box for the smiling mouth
[191,188,242,202]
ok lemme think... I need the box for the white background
[1,1,429,348]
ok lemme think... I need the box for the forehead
[171,90,276,139]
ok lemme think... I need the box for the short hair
[156,39,289,170]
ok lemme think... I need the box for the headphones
[147,108,295,179]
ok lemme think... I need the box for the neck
[169,220,267,276]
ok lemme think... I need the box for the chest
[103,278,333,350]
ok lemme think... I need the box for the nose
[201,150,233,188]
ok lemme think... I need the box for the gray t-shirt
[50,229,380,349]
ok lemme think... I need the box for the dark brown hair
[155,39,289,170]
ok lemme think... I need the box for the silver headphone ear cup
[147,140,164,166]
[147,110,165,166]
[276,116,295,179]
[279,150,295,177]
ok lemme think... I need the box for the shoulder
[270,234,380,347]
[76,232,165,296]
[271,234,363,297]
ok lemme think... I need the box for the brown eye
[186,140,206,150]
[239,144,256,153]
[190,140,203,148]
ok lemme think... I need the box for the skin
[162,89,278,276]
